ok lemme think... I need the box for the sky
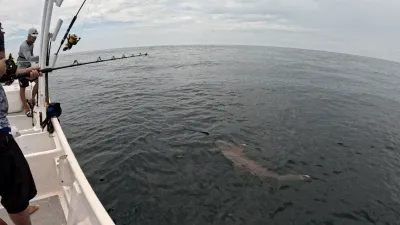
[1,0,400,62]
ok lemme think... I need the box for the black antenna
[55,0,88,55]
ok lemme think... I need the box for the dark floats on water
[50,46,400,225]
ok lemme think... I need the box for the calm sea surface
[50,46,400,225]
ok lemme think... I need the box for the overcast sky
[1,0,400,61]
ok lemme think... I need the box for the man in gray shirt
[17,28,39,117]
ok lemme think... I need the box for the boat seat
[15,132,58,155]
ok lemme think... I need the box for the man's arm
[16,65,40,75]
[0,29,5,59]
[0,25,40,79]
[0,59,41,80]
[20,43,39,62]
[0,26,5,75]
[0,58,5,76]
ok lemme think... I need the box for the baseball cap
[28,28,38,37]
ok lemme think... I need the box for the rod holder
[55,0,64,7]
[51,19,63,42]
[57,155,75,186]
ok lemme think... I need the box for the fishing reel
[0,54,17,85]
[41,102,62,134]
[63,34,81,51]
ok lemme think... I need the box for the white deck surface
[0,72,114,224]
[0,195,66,225]
[0,110,67,224]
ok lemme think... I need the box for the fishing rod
[1,52,148,84]
[55,0,88,55]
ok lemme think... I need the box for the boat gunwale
[51,117,114,224]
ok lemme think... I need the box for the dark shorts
[0,133,37,214]
[18,78,31,88]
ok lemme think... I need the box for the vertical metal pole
[39,0,49,66]
[45,40,51,104]
[37,0,54,130]
[36,0,49,130]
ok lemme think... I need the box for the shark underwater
[212,140,310,189]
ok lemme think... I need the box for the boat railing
[52,118,115,225]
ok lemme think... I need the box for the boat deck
[0,102,67,224]
[0,195,66,225]
[0,81,114,224]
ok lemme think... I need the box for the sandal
[29,98,36,106]
[26,111,33,118]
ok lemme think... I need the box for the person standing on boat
[0,24,40,225]
[17,28,39,118]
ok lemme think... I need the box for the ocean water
[49,46,400,225]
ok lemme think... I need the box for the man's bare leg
[31,81,38,105]
[8,207,31,225]
[27,206,38,215]
[19,87,29,113]
[8,205,38,225]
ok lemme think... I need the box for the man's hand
[16,65,42,80]
[27,66,42,80]
[30,65,40,71]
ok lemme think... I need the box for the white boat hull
[0,81,114,224]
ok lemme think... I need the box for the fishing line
[79,0,93,39]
